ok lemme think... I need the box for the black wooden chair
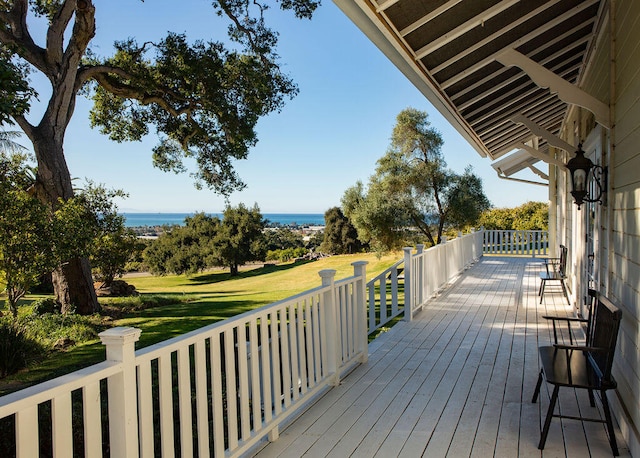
[532,292,622,455]
[539,244,569,304]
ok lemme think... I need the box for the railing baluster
[158,353,174,458]
[295,303,308,395]
[194,339,210,458]
[15,405,38,458]
[177,346,193,458]
[279,307,292,409]
[137,362,154,458]
[210,332,225,457]
[83,381,102,458]
[52,393,73,457]
[258,314,272,425]
[237,322,251,437]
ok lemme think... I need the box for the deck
[254,257,630,457]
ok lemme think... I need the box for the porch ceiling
[334,0,607,175]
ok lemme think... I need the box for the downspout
[606,0,616,296]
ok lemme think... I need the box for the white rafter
[414,0,520,60]
[399,0,464,36]
[431,0,562,75]
[441,0,598,90]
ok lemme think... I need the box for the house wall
[556,2,640,454]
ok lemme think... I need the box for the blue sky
[21,0,547,213]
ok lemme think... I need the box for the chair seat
[538,345,617,390]
[539,271,566,281]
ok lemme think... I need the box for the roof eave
[334,0,492,159]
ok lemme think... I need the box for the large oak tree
[0,0,319,313]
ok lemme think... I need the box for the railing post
[352,261,369,363]
[440,236,448,286]
[319,269,340,386]
[416,244,424,306]
[403,247,413,322]
[99,327,142,458]
[458,231,464,270]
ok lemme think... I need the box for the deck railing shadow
[0,228,547,457]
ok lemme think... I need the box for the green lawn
[1,252,400,393]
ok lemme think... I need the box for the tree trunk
[230,264,239,276]
[53,259,99,314]
[31,129,100,315]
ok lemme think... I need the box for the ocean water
[122,212,325,227]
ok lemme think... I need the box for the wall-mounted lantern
[565,144,607,209]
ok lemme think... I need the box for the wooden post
[416,244,424,306]
[352,261,369,363]
[319,270,340,386]
[403,247,413,322]
[99,327,142,458]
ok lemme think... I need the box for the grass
[0,252,400,394]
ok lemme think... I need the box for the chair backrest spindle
[587,294,622,386]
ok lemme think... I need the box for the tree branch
[13,114,35,144]
[410,212,435,246]
[61,0,95,78]
[0,0,48,71]
[90,70,194,119]
[46,0,77,67]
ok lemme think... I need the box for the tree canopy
[143,204,266,276]
[320,207,365,255]
[479,201,549,231]
[0,0,320,313]
[343,108,491,252]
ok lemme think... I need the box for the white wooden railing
[482,229,548,256]
[0,263,368,458]
[365,230,484,333]
[0,228,546,456]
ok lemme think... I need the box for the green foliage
[479,201,549,231]
[0,319,44,378]
[266,247,307,262]
[210,204,267,275]
[144,204,266,276]
[343,108,491,252]
[320,207,365,254]
[0,154,55,316]
[264,228,304,251]
[0,47,33,124]
[143,215,220,275]
[3,1,321,195]
[19,312,100,347]
[31,297,60,315]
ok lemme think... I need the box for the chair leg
[532,370,544,403]
[539,280,546,303]
[600,390,620,456]
[539,385,559,450]
[587,388,595,407]
[561,280,570,304]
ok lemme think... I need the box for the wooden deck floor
[253,257,630,457]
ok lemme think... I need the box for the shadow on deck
[253,257,630,457]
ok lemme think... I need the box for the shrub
[31,297,61,315]
[0,320,44,378]
[19,313,101,348]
